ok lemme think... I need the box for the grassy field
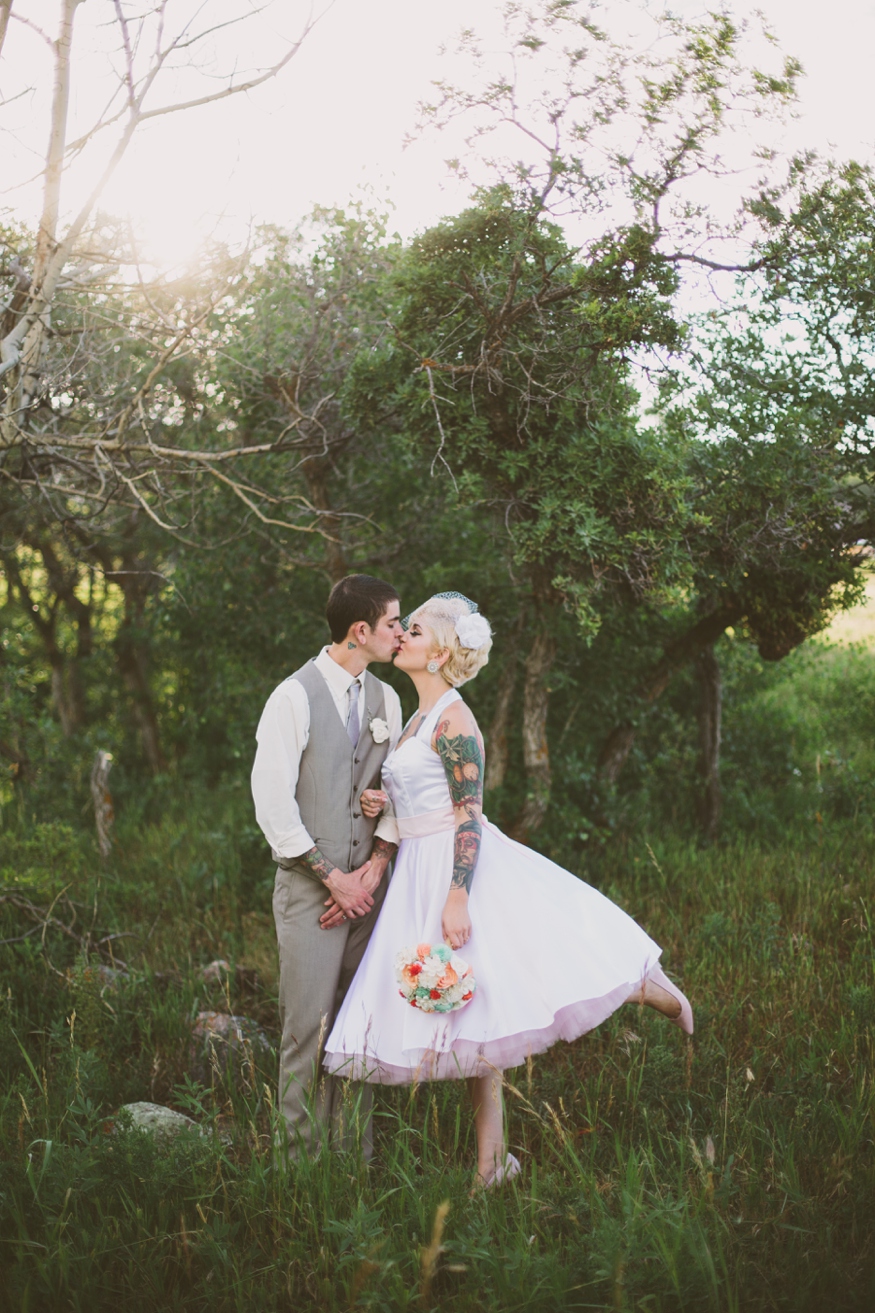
[2,787,874,1312]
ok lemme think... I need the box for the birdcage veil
[400,591,478,631]
[402,592,492,659]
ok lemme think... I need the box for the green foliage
[345,195,697,640]
[0,822,91,896]
[3,14,875,1300]
[2,791,875,1310]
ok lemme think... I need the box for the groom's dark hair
[326,574,399,642]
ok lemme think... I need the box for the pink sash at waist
[396,806,455,839]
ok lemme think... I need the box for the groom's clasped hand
[318,857,375,929]
[319,787,391,929]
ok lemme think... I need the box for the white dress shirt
[251,647,402,862]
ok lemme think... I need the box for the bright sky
[3,0,874,266]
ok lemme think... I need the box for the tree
[346,3,875,836]
[0,1,329,537]
[597,159,875,795]
[0,2,331,767]
[345,193,697,836]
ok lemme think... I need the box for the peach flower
[402,964,422,988]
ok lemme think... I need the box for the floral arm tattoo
[434,716,484,894]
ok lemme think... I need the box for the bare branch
[422,364,459,491]
[8,11,53,53]
[136,18,317,123]
[198,460,327,534]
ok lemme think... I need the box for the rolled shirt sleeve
[251,679,315,861]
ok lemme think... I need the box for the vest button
[352,839,359,846]
[354,756,360,764]
[353,811,360,819]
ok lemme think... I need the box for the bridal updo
[410,593,493,688]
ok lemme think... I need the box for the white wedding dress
[324,688,663,1084]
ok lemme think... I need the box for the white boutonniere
[369,717,390,744]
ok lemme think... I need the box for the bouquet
[395,942,476,1013]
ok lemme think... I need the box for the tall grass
[2,790,874,1311]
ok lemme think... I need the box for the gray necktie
[346,680,361,746]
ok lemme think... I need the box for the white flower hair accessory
[369,717,390,743]
[455,612,492,650]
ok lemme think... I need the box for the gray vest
[280,659,390,875]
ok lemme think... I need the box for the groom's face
[364,600,403,663]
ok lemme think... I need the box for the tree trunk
[484,611,526,794]
[597,722,638,786]
[0,737,28,781]
[2,552,85,734]
[484,656,519,793]
[16,0,83,417]
[509,625,556,842]
[35,538,93,660]
[100,543,167,773]
[48,655,83,737]
[114,629,167,773]
[33,537,91,730]
[0,633,29,781]
[596,600,742,787]
[34,0,82,285]
[696,645,722,843]
[300,458,348,583]
[0,4,14,63]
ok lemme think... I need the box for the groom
[251,574,402,1156]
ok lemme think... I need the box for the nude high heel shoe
[479,1153,521,1190]
[648,965,694,1035]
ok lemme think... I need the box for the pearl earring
[427,660,440,674]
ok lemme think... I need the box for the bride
[323,593,692,1188]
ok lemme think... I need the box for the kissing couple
[251,574,692,1189]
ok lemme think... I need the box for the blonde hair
[411,595,493,688]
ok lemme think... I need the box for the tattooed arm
[371,835,399,868]
[300,845,375,923]
[301,845,337,883]
[318,835,398,929]
[433,701,484,949]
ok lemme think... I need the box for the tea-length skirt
[323,818,661,1084]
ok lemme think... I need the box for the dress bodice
[382,688,461,821]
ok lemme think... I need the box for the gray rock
[117,1101,203,1139]
[95,964,130,989]
[66,962,130,992]
[190,1011,272,1087]
[200,959,231,984]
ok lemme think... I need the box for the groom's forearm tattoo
[302,845,336,883]
[371,836,398,864]
[435,718,484,893]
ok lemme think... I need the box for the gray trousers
[272,864,388,1158]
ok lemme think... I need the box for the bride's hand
[442,889,472,952]
[360,788,388,819]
